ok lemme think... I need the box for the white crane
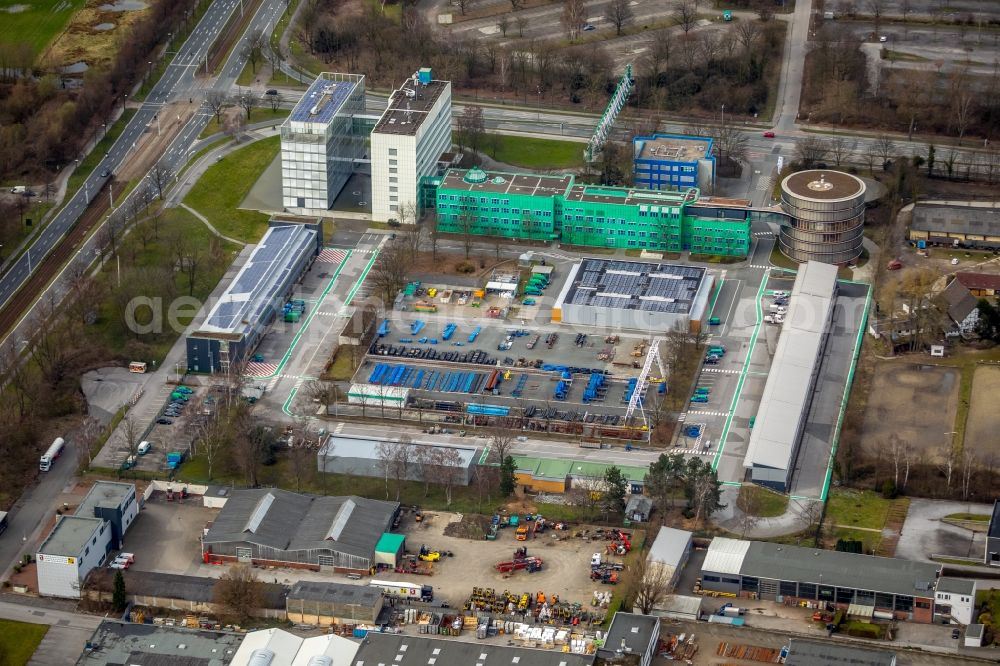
[624,337,667,428]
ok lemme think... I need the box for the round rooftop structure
[778,169,866,265]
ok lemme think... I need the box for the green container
[284,311,301,323]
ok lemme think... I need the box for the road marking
[688,410,729,417]
[700,368,741,374]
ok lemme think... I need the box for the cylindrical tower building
[778,170,866,264]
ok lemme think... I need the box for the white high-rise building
[281,72,366,212]
[370,68,452,222]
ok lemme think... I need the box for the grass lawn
[0,619,49,666]
[946,512,990,522]
[324,345,357,381]
[177,453,594,521]
[483,134,584,170]
[84,208,240,364]
[0,0,86,61]
[825,488,891,530]
[738,485,789,518]
[199,107,289,139]
[183,135,279,243]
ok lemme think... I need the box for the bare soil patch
[43,0,149,69]
[861,362,959,457]
[966,365,1000,457]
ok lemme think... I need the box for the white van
[10,185,25,194]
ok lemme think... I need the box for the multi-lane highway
[0,0,246,309]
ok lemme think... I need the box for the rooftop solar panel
[290,75,360,125]
[561,258,706,314]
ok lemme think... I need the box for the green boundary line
[817,282,872,502]
[707,278,725,316]
[253,250,353,380]
[282,385,298,416]
[342,251,380,308]
[479,446,491,465]
[711,270,769,471]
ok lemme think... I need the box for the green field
[826,489,891,530]
[738,485,789,518]
[0,0,86,60]
[484,133,585,170]
[183,135,279,243]
[0,619,48,666]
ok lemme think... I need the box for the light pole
[721,103,726,128]
[102,122,107,140]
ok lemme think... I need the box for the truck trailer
[39,437,66,471]
[369,580,434,602]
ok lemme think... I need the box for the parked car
[265,89,278,95]
[582,23,596,31]
[156,418,174,425]
[137,441,151,455]
[121,455,136,470]
[763,131,776,138]
[772,291,788,298]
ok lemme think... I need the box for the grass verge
[0,619,49,666]
[198,108,289,139]
[945,512,990,522]
[482,133,584,170]
[738,485,789,518]
[183,135,279,243]
[325,345,357,381]
[825,488,891,530]
[0,0,87,61]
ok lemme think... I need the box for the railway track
[0,179,116,341]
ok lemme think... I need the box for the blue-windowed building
[633,134,715,192]
[186,221,320,373]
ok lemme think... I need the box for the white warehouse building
[281,72,366,212]
[37,516,111,598]
[370,68,452,222]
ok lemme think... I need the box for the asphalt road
[0,0,249,312]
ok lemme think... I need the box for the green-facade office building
[425,167,752,257]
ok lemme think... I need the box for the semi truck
[39,437,66,471]
[369,580,434,602]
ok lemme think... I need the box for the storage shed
[375,533,405,567]
[286,580,385,625]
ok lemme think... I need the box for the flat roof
[375,532,406,554]
[439,167,573,197]
[288,73,362,125]
[320,435,477,468]
[372,77,448,136]
[744,261,837,476]
[937,577,976,595]
[648,526,692,568]
[782,170,865,202]
[39,515,104,557]
[288,580,383,607]
[600,612,659,659]
[77,481,134,518]
[743,541,941,598]
[560,258,708,315]
[353,633,595,666]
[196,224,316,338]
[564,183,695,207]
[75,621,244,666]
[784,639,895,666]
[635,134,713,162]
[513,456,648,484]
[912,201,1000,237]
[87,569,287,608]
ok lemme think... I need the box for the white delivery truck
[39,437,65,471]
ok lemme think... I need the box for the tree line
[0,0,203,181]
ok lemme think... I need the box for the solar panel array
[201,225,316,335]
[566,259,705,314]
[291,76,358,124]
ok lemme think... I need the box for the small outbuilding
[625,495,653,522]
[374,532,405,568]
[965,623,984,648]
[286,580,386,625]
[647,526,693,594]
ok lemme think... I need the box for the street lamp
[721,103,726,128]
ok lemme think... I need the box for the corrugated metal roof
[702,537,750,575]
[648,526,692,568]
[375,532,405,555]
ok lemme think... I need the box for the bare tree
[516,15,528,37]
[714,123,749,171]
[735,485,763,538]
[206,90,227,124]
[795,136,830,168]
[455,0,472,15]
[938,443,956,492]
[509,0,523,9]
[213,565,263,621]
[604,0,634,36]
[458,210,476,259]
[866,0,886,38]
[629,552,673,614]
[369,240,409,304]
[874,134,896,170]
[267,91,284,112]
[197,417,229,482]
[288,441,315,492]
[148,163,170,201]
[497,14,510,37]
[120,414,142,470]
[561,0,586,40]
[673,0,698,35]
[826,136,852,167]
[456,105,486,155]
[242,28,266,74]
[376,438,414,501]
[487,425,518,465]
[438,447,464,506]
[960,449,976,500]
[951,91,975,142]
[237,88,259,120]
